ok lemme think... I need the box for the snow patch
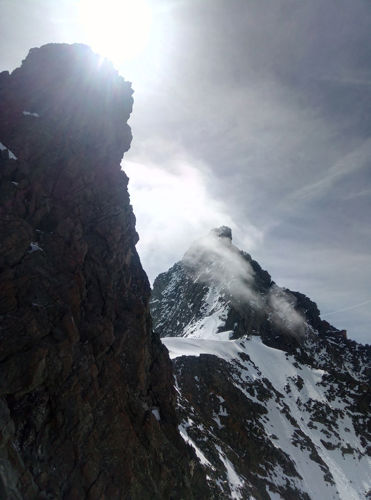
[268,488,284,499]
[23,110,40,117]
[181,284,231,340]
[28,242,44,253]
[0,142,17,160]
[215,444,244,499]
[179,423,214,468]
[151,407,161,421]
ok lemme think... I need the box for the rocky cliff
[0,44,207,499]
[151,227,371,499]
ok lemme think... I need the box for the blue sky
[1,0,370,343]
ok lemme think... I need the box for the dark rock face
[0,44,208,499]
[152,227,371,499]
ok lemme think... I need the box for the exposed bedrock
[0,43,208,499]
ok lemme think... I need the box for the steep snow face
[150,261,226,338]
[180,284,232,340]
[164,336,370,500]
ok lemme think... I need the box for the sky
[1,0,370,344]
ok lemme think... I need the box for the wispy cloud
[124,149,262,282]
[183,230,307,337]
[318,76,371,87]
[323,298,371,317]
[282,138,371,207]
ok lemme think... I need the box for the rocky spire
[210,226,232,240]
[0,44,208,499]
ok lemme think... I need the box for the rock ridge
[0,44,207,499]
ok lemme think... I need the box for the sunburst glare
[79,0,152,65]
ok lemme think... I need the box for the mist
[182,228,307,337]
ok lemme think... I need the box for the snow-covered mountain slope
[151,227,370,500]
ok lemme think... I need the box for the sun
[79,0,152,65]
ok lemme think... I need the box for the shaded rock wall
[0,44,207,499]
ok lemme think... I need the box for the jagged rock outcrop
[0,44,208,499]
[151,227,371,499]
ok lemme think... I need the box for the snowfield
[163,335,370,500]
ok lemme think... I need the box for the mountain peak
[210,226,232,240]
[151,230,370,499]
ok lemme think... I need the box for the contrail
[323,298,371,316]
